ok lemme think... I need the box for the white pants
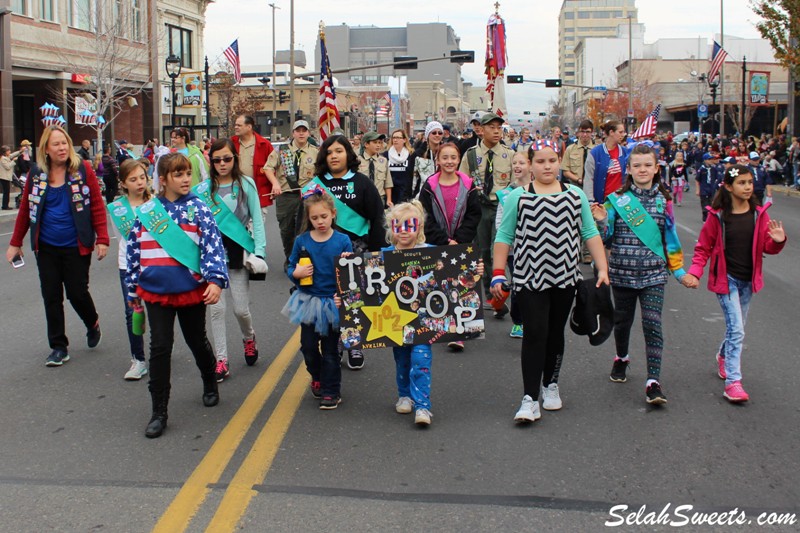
[210,268,255,361]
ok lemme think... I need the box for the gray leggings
[209,268,255,360]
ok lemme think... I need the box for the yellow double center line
[153,327,304,532]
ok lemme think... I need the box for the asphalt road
[0,188,798,532]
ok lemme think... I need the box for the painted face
[326,141,348,174]
[307,202,335,234]
[391,216,420,249]
[46,130,70,165]
[531,146,560,184]
[628,153,659,189]
[436,145,460,174]
[725,171,753,202]
[163,168,192,199]
[123,165,148,198]
[210,146,236,178]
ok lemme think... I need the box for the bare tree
[207,63,261,138]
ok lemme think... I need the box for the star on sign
[460,264,467,271]
[353,317,360,324]
[344,314,352,321]
[466,246,473,253]
[361,292,417,345]
[451,258,457,265]
[460,253,467,260]
[470,260,477,268]
[441,251,448,258]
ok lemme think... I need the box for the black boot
[145,387,169,438]
[202,373,219,407]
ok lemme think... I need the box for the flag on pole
[223,39,242,84]
[485,9,508,117]
[632,104,661,139]
[318,23,341,141]
[375,93,391,117]
[708,41,728,83]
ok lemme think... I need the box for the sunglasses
[429,131,444,135]
[211,156,235,164]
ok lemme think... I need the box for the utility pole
[741,56,746,135]
[627,15,633,133]
[720,0,725,136]
[289,0,296,124]
[269,2,279,140]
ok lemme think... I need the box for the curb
[773,185,800,198]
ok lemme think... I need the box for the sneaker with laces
[215,359,230,382]
[395,396,413,414]
[610,358,629,383]
[723,380,749,403]
[447,341,465,352]
[645,382,667,404]
[87,321,101,348]
[45,350,70,367]
[347,349,365,370]
[243,337,259,366]
[310,381,322,399]
[716,353,726,380]
[414,408,432,425]
[514,395,541,423]
[509,324,523,339]
[541,383,563,410]
[319,395,341,410]
[124,359,148,381]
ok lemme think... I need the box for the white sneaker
[124,359,148,381]
[395,396,414,414]
[541,383,563,411]
[514,395,541,423]
[414,408,432,425]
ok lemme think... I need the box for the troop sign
[335,244,485,350]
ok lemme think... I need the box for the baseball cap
[702,153,717,161]
[362,131,386,143]
[442,124,451,132]
[480,112,504,126]
[20,139,32,146]
[292,120,310,131]
[470,111,486,124]
[117,139,129,145]
[723,156,735,164]
[748,151,760,160]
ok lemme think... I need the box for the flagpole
[289,0,296,125]
[719,0,725,137]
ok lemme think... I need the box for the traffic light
[394,56,418,70]
[278,90,288,104]
[545,79,562,88]
[258,76,271,86]
[523,111,531,115]
[507,75,524,84]
[539,112,547,116]
[450,50,475,64]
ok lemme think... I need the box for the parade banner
[336,244,485,350]
[749,71,770,106]
[181,72,203,107]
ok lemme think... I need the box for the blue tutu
[281,290,339,335]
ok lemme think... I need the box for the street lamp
[165,54,182,128]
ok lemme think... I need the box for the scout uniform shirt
[459,140,514,202]
[264,141,319,192]
[358,152,393,200]
[562,140,596,185]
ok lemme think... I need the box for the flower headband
[301,183,326,200]
[532,139,559,153]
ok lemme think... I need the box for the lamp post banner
[749,71,770,107]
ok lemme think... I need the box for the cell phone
[11,254,24,269]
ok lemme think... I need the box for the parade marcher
[232,114,276,225]
[358,131,393,207]
[683,164,787,403]
[459,112,485,154]
[264,120,318,269]
[0,145,21,210]
[300,134,386,370]
[6,125,109,366]
[100,145,119,204]
[419,142,481,351]
[492,139,608,423]
[562,120,597,262]
[107,159,150,380]
[385,129,416,204]
[669,150,688,206]
[747,151,772,204]
[77,139,92,161]
[584,120,631,203]
[591,144,692,405]
[284,187,352,409]
[459,112,514,310]
[116,140,133,165]
[170,128,209,186]
[413,121,445,198]
[125,152,228,438]
[513,128,534,153]
[196,139,267,383]
[695,152,721,221]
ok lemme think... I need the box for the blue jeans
[118,270,145,361]
[300,324,341,396]
[716,275,752,384]
[393,344,433,410]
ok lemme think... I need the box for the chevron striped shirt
[496,184,599,291]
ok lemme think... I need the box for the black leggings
[516,285,577,400]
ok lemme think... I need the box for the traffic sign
[627,109,635,118]
[593,86,607,91]
[698,104,708,118]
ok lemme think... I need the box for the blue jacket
[696,164,721,196]
[748,163,771,193]
[585,142,632,202]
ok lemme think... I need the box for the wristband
[492,268,506,278]
[490,275,507,288]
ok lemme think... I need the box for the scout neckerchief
[192,180,255,253]
[135,197,202,274]
[607,191,667,262]
[303,175,370,237]
[106,196,138,239]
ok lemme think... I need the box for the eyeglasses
[391,136,405,140]
[211,156,234,164]
[429,131,444,136]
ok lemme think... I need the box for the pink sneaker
[724,381,750,403]
[716,353,726,380]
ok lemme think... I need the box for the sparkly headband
[532,139,559,153]
[301,183,326,200]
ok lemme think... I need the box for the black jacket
[419,173,481,245]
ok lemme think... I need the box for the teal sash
[135,198,202,274]
[107,197,137,239]
[496,186,514,207]
[304,177,370,237]
[608,191,666,262]
[192,180,255,253]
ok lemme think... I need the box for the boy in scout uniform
[264,120,319,269]
[459,112,514,303]
[358,131,393,207]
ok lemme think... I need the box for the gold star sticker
[361,292,417,345]
[460,264,467,271]
[344,314,352,322]
[356,325,363,331]
[466,246,473,253]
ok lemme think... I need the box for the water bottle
[132,304,146,335]
[298,249,313,286]
[491,283,511,313]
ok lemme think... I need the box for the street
[0,190,798,532]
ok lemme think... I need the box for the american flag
[375,93,391,117]
[708,41,728,83]
[223,39,242,84]
[632,104,661,140]
[318,28,340,140]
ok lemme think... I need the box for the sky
[204,0,764,121]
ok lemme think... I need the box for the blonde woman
[385,129,416,204]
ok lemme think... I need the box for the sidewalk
[773,184,800,198]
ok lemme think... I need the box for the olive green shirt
[264,142,319,192]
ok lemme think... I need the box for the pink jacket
[687,204,786,294]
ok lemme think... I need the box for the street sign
[593,86,607,91]
[698,104,708,118]
[627,109,635,118]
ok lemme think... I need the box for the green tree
[750,1,800,76]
